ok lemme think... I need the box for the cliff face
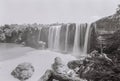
[95,12,120,34]
[94,12,120,53]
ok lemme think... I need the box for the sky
[0,0,119,25]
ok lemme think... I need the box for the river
[0,43,35,61]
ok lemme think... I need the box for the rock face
[39,57,86,81]
[94,12,120,53]
[11,62,35,81]
[103,29,120,53]
[95,13,120,33]
[67,24,76,52]
[39,70,84,81]
[39,27,49,48]
[67,50,120,81]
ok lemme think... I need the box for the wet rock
[40,27,49,48]
[67,60,83,70]
[39,70,83,81]
[94,11,120,53]
[11,62,35,81]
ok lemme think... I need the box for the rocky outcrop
[39,70,84,81]
[11,62,35,81]
[94,11,120,53]
[103,29,120,53]
[67,50,120,81]
[95,13,120,33]
[39,26,49,48]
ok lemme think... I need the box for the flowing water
[48,25,61,51]
[0,43,34,61]
[73,24,81,55]
[38,27,42,42]
[64,24,69,52]
[47,23,91,56]
[0,23,92,60]
[83,24,91,54]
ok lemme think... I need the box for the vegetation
[116,4,120,14]
[0,24,47,48]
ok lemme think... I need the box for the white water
[73,24,81,55]
[48,23,91,56]
[73,23,91,56]
[0,43,77,81]
[64,24,69,52]
[48,26,55,50]
[83,24,91,54]
[48,25,61,51]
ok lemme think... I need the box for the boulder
[11,62,35,81]
[67,60,83,70]
[39,70,84,81]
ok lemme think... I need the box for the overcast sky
[0,0,119,25]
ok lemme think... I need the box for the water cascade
[73,24,88,56]
[64,24,69,52]
[48,25,61,51]
[73,24,81,54]
[47,23,91,56]
[83,24,91,54]
[38,27,42,42]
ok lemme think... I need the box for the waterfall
[48,25,61,51]
[73,24,81,55]
[64,24,69,52]
[83,24,91,54]
[73,23,91,56]
[53,26,61,51]
[47,23,91,55]
[48,26,55,50]
[38,27,42,42]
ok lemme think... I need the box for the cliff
[94,11,120,53]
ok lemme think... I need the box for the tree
[116,4,120,14]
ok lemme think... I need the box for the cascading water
[73,23,90,56]
[64,24,69,52]
[38,27,42,42]
[47,23,91,56]
[73,24,81,55]
[48,26,55,50]
[83,24,91,54]
[48,25,61,51]
[54,26,61,51]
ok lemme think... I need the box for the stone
[11,62,34,81]
[39,70,83,81]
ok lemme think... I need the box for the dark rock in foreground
[39,70,84,81]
